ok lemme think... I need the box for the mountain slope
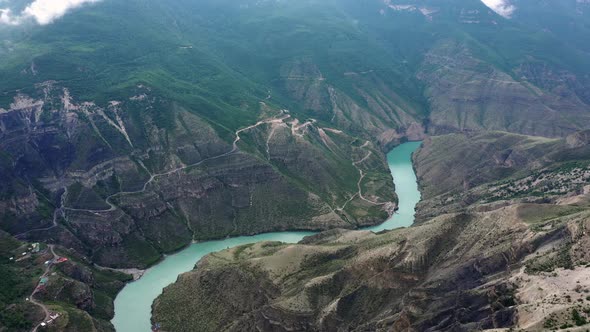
[1,0,590,330]
[153,131,590,331]
[415,130,590,221]
[0,84,398,268]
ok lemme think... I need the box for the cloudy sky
[480,0,516,18]
[0,0,99,25]
[1,0,516,26]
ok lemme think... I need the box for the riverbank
[112,141,422,332]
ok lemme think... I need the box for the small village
[9,242,69,330]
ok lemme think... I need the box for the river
[112,141,422,332]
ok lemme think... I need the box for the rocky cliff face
[0,83,396,268]
[152,130,590,331]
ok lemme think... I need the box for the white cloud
[0,0,99,25]
[481,0,516,18]
[23,0,99,25]
[0,8,20,25]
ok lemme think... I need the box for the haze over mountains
[0,0,589,331]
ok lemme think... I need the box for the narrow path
[353,142,387,206]
[265,124,281,160]
[356,168,385,206]
[336,141,386,212]
[336,193,359,212]
[30,245,58,332]
[15,191,66,239]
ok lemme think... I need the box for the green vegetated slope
[2,0,590,136]
[153,130,590,331]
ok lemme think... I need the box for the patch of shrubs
[573,309,588,326]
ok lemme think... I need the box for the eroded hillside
[153,131,590,331]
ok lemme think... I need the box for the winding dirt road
[62,114,292,215]
[30,245,58,332]
[15,192,66,239]
[17,113,383,235]
[337,141,387,211]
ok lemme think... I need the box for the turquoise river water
[112,141,422,331]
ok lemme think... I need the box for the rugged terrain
[1,0,589,269]
[1,0,590,330]
[0,84,396,269]
[153,131,590,331]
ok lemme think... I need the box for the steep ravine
[115,142,422,332]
